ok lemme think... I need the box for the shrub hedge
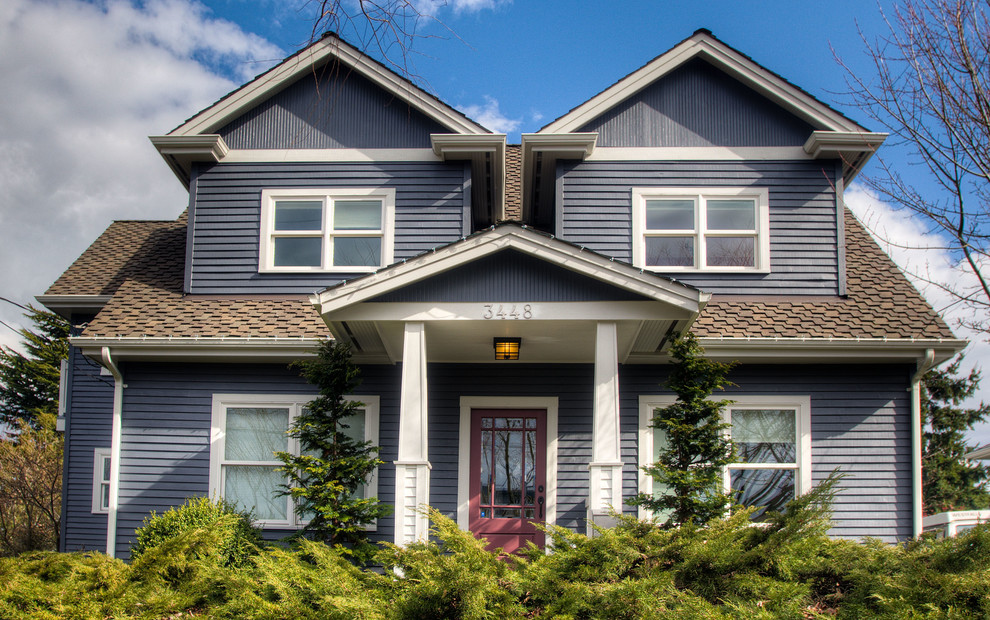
[1,493,989,619]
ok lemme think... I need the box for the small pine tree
[922,358,990,513]
[0,305,69,427]
[629,333,736,527]
[277,341,390,546]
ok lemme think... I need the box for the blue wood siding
[188,161,468,294]
[559,159,840,295]
[217,62,450,149]
[112,362,400,559]
[369,250,651,303]
[620,363,914,543]
[61,340,114,552]
[578,58,814,147]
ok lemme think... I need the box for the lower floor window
[209,394,379,528]
[92,448,111,514]
[638,395,811,521]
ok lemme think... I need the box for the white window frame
[637,395,811,520]
[209,393,380,529]
[631,187,770,273]
[92,447,111,514]
[259,187,396,273]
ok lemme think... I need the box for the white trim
[457,396,559,534]
[540,33,865,135]
[589,322,623,529]
[259,187,395,273]
[171,36,488,137]
[325,301,693,323]
[56,359,68,432]
[637,394,811,520]
[587,147,811,161]
[92,448,111,515]
[395,322,430,545]
[209,392,380,530]
[312,225,710,316]
[631,187,770,273]
[36,295,113,319]
[911,349,935,538]
[224,148,441,163]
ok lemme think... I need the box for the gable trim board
[169,34,489,139]
[540,31,865,136]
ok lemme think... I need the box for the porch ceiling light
[493,337,521,360]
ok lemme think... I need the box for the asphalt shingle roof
[53,208,952,341]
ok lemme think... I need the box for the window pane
[707,199,755,230]
[493,430,522,505]
[101,484,110,510]
[225,407,289,461]
[333,237,381,266]
[274,201,322,231]
[102,457,111,481]
[731,409,796,463]
[731,468,795,519]
[334,200,382,230]
[646,199,694,230]
[651,426,674,521]
[645,236,694,266]
[273,237,322,267]
[224,465,287,521]
[706,236,755,267]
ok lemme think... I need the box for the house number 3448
[482,304,533,320]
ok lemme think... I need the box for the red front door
[469,409,546,553]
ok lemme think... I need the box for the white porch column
[394,322,431,546]
[588,321,623,532]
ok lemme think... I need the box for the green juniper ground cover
[2,488,990,620]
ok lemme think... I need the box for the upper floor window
[259,188,395,273]
[209,393,380,529]
[631,187,770,272]
[92,448,111,514]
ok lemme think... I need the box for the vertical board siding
[578,58,813,147]
[217,63,449,149]
[62,343,114,552]
[620,363,914,543]
[560,160,839,295]
[189,161,467,294]
[113,362,400,559]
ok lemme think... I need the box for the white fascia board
[170,37,488,138]
[220,148,440,163]
[521,133,598,158]
[149,134,229,186]
[587,146,811,161]
[431,134,506,158]
[36,295,113,318]
[964,445,990,460]
[312,227,709,315]
[325,301,694,322]
[804,131,888,182]
[540,34,865,135]
[657,337,967,364]
[71,336,324,361]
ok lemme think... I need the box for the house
[39,30,965,558]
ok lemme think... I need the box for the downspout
[101,347,124,558]
[911,349,935,538]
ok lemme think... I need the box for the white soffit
[311,225,710,316]
[168,34,490,138]
[539,31,867,135]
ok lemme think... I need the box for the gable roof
[167,32,489,138]
[539,30,867,136]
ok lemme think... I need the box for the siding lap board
[189,161,467,294]
[560,160,839,295]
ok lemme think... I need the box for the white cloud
[457,95,520,133]
[844,184,990,446]
[413,0,510,15]
[0,0,280,350]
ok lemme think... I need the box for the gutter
[100,347,124,558]
[911,349,935,538]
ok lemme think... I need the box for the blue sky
[1,0,988,443]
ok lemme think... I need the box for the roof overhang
[679,336,966,365]
[70,336,323,363]
[431,133,507,226]
[149,135,229,186]
[36,294,114,320]
[540,31,868,136]
[804,131,888,184]
[310,224,709,363]
[519,133,598,228]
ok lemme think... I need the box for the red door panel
[469,409,546,553]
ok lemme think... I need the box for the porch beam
[394,322,431,546]
[588,321,624,533]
